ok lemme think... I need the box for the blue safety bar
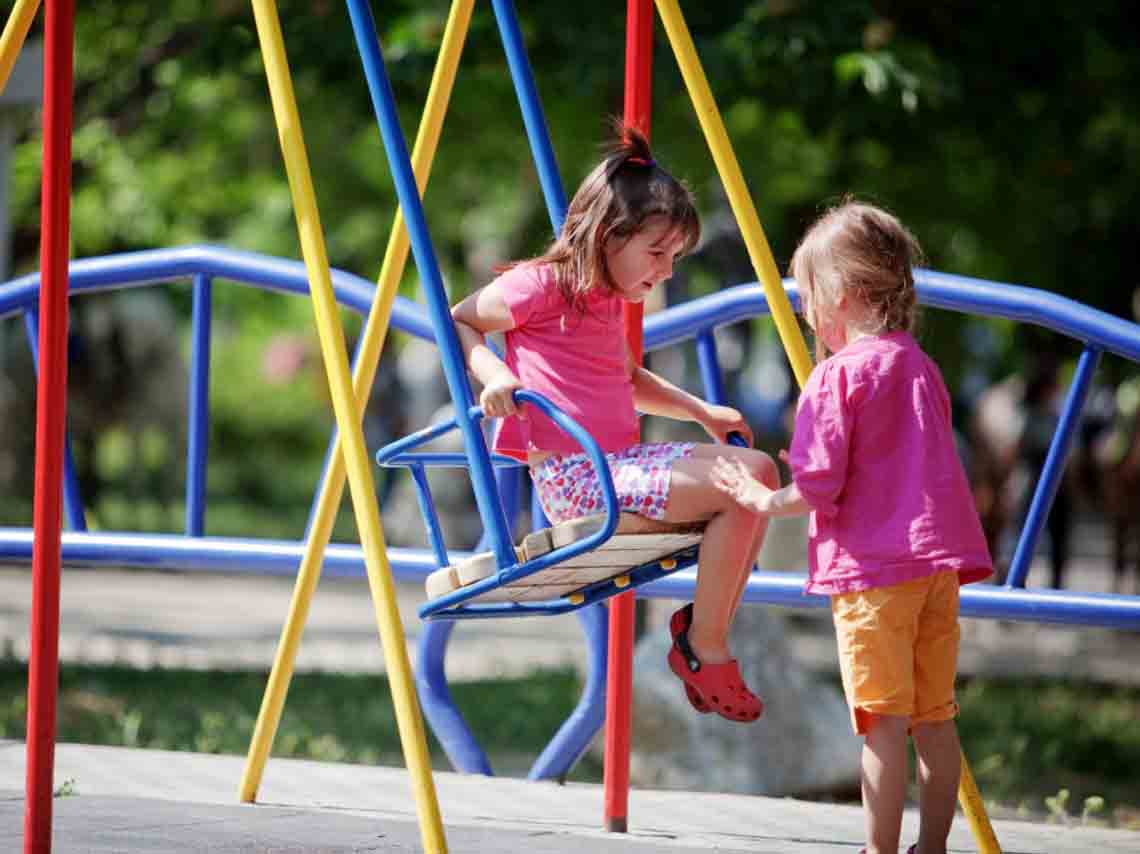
[377,393,621,612]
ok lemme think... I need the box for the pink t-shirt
[492,263,639,459]
[789,331,993,595]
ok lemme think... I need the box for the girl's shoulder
[493,262,566,318]
[807,333,915,402]
[493,260,554,290]
[837,331,920,374]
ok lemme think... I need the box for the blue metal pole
[1005,346,1101,588]
[489,0,567,230]
[410,464,451,569]
[415,619,494,775]
[23,309,85,532]
[345,0,516,569]
[695,329,727,404]
[528,600,609,780]
[185,274,212,537]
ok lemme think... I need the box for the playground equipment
[4,3,1140,854]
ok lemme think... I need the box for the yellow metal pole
[0,0,40,94]
[239,0,473,806]
[959,748,1002,853]
[653,0,813,388]
[248,3,445,851]
[657,3,1001,851]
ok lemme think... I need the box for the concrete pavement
[3,741,1139,853]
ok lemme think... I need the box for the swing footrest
[424,513,703,606]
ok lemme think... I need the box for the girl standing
[451,126,777,723]
[713,200,992,852]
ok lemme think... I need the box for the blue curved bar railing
[2,245,1140,779]
[2,247,1140,782]
[0,244,436,539]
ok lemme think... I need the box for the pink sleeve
[496,264,553,326]
[788,361,852,519]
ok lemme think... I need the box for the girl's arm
[712,454,811,517]
[451,283,523,418]
[630,362,754,446]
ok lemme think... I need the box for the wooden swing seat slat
[424,513,704,606]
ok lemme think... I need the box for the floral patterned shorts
[530,442,695,524]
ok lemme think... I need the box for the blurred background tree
[1,0,1138,540]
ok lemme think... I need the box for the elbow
[450,306,477,341]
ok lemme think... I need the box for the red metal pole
[604,0,653,835]
[25,1,75,852]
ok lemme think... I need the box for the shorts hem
[851,701,959,736]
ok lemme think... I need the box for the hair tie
[626,156,656,168]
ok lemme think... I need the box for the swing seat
[376,390,714,619]
[424,512,704,606]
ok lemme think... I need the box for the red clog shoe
[667,616,763,723]
[669,604,711,714]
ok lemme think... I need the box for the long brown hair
[514,123,700,312]
[791,198,923,359]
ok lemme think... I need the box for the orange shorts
[830,571,961,735]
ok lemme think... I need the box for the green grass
[1,660,1138,827]
[0,661,598,780]
[956,676,1140,828]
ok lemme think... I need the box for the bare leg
[662,445,775,664]
[731,463,779,623]
[911,719,961,854]
[862,714,908,854]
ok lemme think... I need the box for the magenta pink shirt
[789,331,992,595]
[492,263,639,460]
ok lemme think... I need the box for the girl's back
[792,331,991,593]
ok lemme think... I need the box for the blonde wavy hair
[791,199,923,359]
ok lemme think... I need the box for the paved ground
[2,741,1139,853]
[1,518,1138,851]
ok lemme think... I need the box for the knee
[726,453,778,524]
[753,452,779,488]
[911,717,957,742]
[864,713,910,744]
[735,452,779,498]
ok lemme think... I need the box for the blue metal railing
[3,246,1140,783]
[3,0,1136,785]
[0,244,435,545]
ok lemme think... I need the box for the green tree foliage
[8,1,1131,307]
[4,1,1139,533]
